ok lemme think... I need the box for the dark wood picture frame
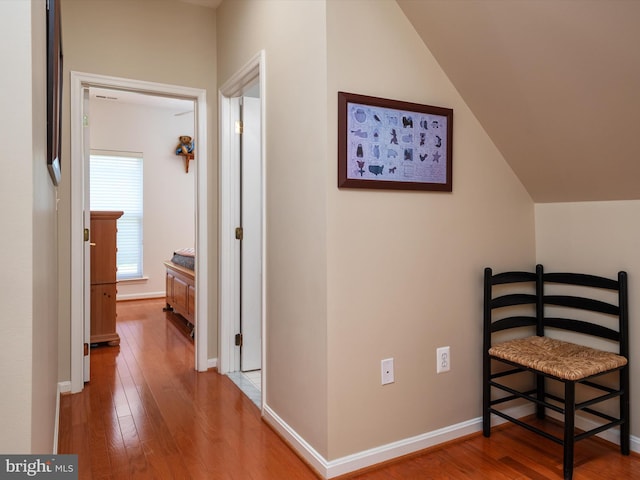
[338,92,453,192]
[47,0,63,186]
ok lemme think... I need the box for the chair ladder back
[536,264,544,337]
[619,270,629,359]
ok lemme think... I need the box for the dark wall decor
[338,92,453,192]
[47,0,63,186]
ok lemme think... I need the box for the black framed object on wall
[47,0,63,186]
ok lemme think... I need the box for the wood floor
[58,299,638,479]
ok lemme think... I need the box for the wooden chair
[482,264,630,480]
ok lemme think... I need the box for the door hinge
[84,228,90,242]
[235,120,243,134]
[235,227,243,240]
[84,343,89,356]
[235,333,243,347]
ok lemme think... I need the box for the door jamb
[218,50,266,400]
[70,71,208,393]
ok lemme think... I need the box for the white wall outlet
[436,346,450,373]
[381,358,395,385]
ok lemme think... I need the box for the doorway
[219,52,266,406]
[70,71,209,393]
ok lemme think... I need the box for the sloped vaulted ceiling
[397,0,640,203]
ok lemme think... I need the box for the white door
[240,96,262,372]
[82,87,91,382]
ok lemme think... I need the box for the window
[90,152,143,280]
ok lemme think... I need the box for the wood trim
[163,260,195,281]
[89,210,124,220]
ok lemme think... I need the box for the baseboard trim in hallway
[263,404,534,479]
[263,399,640,479]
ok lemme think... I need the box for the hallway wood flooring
[58,299,638,479]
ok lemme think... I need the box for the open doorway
[219,52,266,408]
[88,87,195,300]
[70,71,209,393]
[88,87,195,347]
[225,90,262,407]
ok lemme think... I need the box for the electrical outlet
[381,358,395,385]
[437,346,450,373]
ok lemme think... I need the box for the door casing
[70,71,208,393]
[82,88,91,382]
[218,51,266,398]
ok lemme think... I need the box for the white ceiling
[91,88,194,115]
[397,0,640,203]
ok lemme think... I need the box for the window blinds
[90,153,143,280]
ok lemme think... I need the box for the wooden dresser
[90,211,123,346]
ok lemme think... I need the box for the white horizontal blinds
[90,153,143,280]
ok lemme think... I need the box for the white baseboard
[323,417,482,478]
[53,382,71,454]
[262,404,328,476]
[546,409,640,452]
[207,357,218,370]
[263,403,529,479]
[58,381,72,394]
[263,402,638,479]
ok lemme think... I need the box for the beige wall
[536,200,640,438]
[1,0,36,452]
[217,0,330,457]
[217,0,535,462]
[4,0,634,466]
[30,0,60,452]
[59,0,218,379]
[90,99,195,299]
[0,0,59,452]
[325,0,535,459]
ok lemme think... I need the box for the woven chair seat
[489,336,627,381]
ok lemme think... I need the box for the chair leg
[536,372,546,419]
[482,359,491,437]
[563,382,576,480]
[621,366,630,455]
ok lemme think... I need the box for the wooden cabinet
[90,211,123,345]
[164,261,195,325]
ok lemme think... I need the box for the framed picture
[47,0,63,186]
[338,92,453,192]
